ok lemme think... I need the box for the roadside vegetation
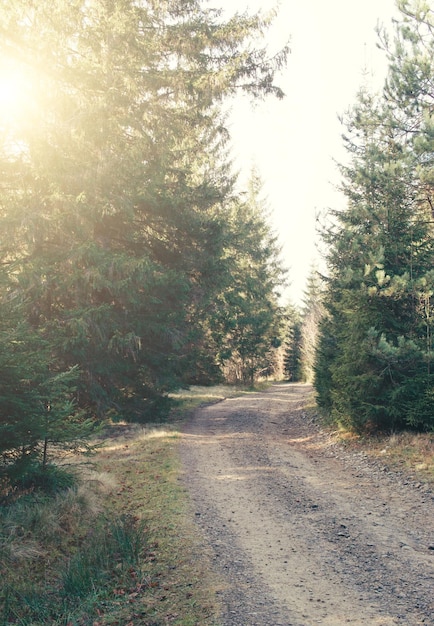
[284,2,434,439]
[338,430,434,485]
[0,385,244,626]
[2,381,433,625]
[312,2,434,434]
[305,390,434,486]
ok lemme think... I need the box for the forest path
[179,383,434,626]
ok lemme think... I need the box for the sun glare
[0,71,26,117]
[0,61,37,156]
[0,59,34,128]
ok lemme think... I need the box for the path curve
[180,383,434,626]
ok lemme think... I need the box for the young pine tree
[283,304,303,382]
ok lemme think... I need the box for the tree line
[0,0,289,485]
[313,0,434,433]
[3,0,433,490]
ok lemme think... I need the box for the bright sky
[218,0,400,304]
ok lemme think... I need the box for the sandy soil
[179,383,434,626]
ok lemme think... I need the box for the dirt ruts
[179,383,434,626]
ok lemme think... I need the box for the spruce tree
[283,304,303,382]
[315,2,434,432]
[0,0,289,440]
[213,170,286,385]
[300,265,324,383]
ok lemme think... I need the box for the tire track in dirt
[180,383,434,626]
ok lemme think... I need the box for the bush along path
[180,383,434,626]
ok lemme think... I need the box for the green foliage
[0,0,288,480]
[3,464,77,499]
[62,515,145,598]
[315,2,434,433]
[283,304,303,381]
[213,170,286,385]
[314,313,337,415]
[284,268,324,384]
[0,322,45,459]
[300,266,324,382]
[0,305,92,485]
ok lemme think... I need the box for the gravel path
[179,383,434,626]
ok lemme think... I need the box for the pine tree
[213,170,286,386]
[300,265,324,383]
[315,2,434,432]
[0,297,90,484]
[0,1,289,427]
[283,304,303,382]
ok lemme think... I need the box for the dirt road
[180,383,434,626]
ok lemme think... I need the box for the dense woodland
[0,0,288,485]
[1,0,434,491]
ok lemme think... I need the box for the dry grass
[95,421,221,626]
[305,387,434,486]
[0,478,100,564]
[0,385,237,625]
[316,421,434,487]
[169,384,249,414]
[359,431,434,483]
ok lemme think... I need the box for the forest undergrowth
[0,386,243,625]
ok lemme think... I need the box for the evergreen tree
[0,300,91,483]
[0,0,289,429]
[300,265,324,383]
[315,2,434,432]
[214,170,286,385]
[283,303,303,382]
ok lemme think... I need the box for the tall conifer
[315,2,434,431]
[0,0,289,450]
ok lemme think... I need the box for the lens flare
[0,70,27,118]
